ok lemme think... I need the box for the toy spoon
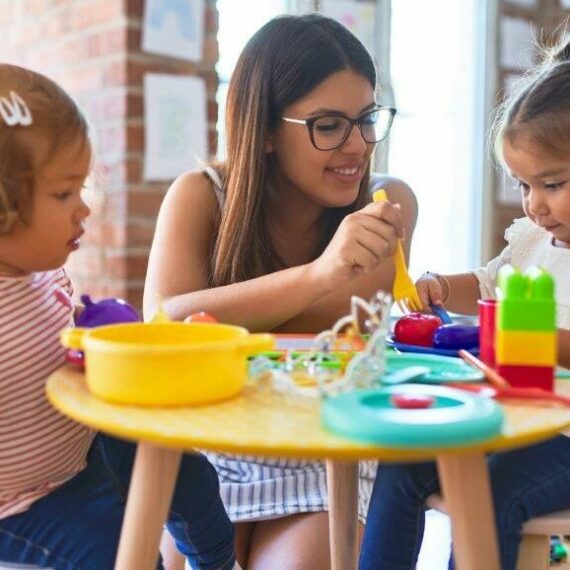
[430,304,453,324]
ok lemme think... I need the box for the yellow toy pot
[61,322,274,407]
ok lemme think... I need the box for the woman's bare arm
[274,177,418,332]
[143,172,339,329]
[144,173,415,332]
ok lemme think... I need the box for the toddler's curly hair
[0,64,89,234]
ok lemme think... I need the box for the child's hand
[415,272,449,309]
[311,201,405,285]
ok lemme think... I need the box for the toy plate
[322,384,504,447]
[384,352,484,384]
[250,350,484,384]
[386,335,480,358]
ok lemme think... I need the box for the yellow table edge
[47,366,570,463]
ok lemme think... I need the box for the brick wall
[493,0,569,256]
[1,0,219,311]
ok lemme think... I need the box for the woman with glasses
[145,13,417,570]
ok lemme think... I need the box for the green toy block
[497,265,556,332]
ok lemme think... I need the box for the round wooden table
[47,366,570,570]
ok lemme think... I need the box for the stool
[426,495,570,570]
[517,510,570,570]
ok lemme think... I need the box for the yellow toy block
[496,330,557,366]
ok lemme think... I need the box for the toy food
[390,393,435,409]
[76,294,140,327]
[432,324,479,351]
[66,295,141,369]
[394,313,442,347]
[185,312,218,323]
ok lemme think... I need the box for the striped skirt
[204,453,377,523]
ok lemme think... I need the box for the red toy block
[496,364,554,392]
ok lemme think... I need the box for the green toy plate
[249,351,484,383]
[322,384,504,447]
[384,352,484,384]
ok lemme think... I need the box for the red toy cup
[478,299,497,368]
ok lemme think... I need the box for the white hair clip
[0,91,33,127]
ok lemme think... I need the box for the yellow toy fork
[373,189,422,312]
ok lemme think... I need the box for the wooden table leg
[115,442,182,570]
[437,452,500,570]
[326,459,359,570]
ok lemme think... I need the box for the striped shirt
[0,269,94,519]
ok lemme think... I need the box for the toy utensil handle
[430,304,453,324]
[373,189,388,203]
[238,333,275,356]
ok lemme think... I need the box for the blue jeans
[359,435,570,570]
[0,434,235,570]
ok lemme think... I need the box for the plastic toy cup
[478,299,497,368]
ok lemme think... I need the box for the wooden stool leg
[516,534,550,570]
[437,452,500,570]
[115,443,182,570]
[326,459,359,570]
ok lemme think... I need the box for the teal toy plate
[322,384,504,447]
[557,367,570,380]
[384,352,484,384]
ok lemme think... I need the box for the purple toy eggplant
[66,295,140,370]
[432,324,480,351]
[76,294,140,328]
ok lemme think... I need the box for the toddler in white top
[360,39,570,570]
[414,50,570,364]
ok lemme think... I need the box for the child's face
[503,136,570,247]
[268,69,376,210]
[0,135,91,275]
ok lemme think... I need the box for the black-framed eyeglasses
[281,105,396,151]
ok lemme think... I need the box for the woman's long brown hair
[210,14,377,287]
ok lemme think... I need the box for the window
[216,1,493,278]
[386,0,492,275]
[216,0,291,158]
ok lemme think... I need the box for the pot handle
[61,327,87,350]
[238,333,275,356]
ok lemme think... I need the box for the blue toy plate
[322,384,504,447]
[386,335,480,358]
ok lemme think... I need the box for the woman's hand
[310,201,404,286]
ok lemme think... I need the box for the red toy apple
[394,313,442,347]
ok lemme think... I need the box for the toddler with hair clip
[0,64,237,570]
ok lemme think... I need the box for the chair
[517,510,570,570]
[426,495,570,570]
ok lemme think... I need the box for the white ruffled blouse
[473,217,570,330]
